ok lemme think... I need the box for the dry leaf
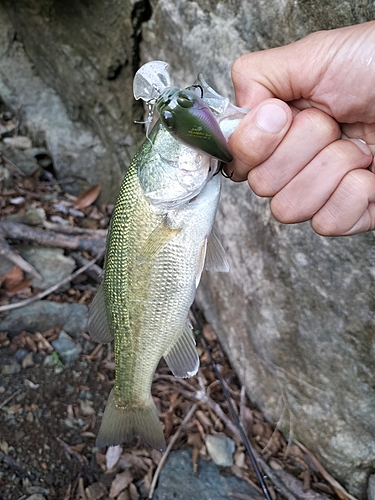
[2,266,23,290]
[74,184,102,209]
[106,445,123,470]
[128,482,140,500]
[109,469,133,498]
[7,278,32,295]
[85,482,107,500]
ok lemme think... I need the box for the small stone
[25,495,47,500]
[7,207,46,226]
[14,349,29,363]
[51,336,82,363]
[15,245,76,291]
[22,351,35,369]
[79,399,95,416]
[2,363,21,375]
[205,434,235,467]
[3,135,32,149]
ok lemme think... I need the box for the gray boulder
[153,448,259,500]
[0,301,88,338]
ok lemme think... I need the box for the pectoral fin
[164,322,199,378]
[204,230,229,272]
[140,217,181,262]
[87,282,113,343]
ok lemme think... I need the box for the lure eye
[177,93,194,108]
[161,110,175,129]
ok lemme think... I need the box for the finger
[247,108,341,196]
[270,139,373,224]
[231,36,327,108]
[311,169,375,235]
[226,99,292,182]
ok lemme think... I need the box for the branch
[0,220,106,256]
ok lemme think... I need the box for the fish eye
[177,93,194,109]
[161,110,175,129]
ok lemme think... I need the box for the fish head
[156,87,233,163]
[139,123,219,208]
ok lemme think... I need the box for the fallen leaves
[74,185,102,210]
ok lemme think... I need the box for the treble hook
[214,162,234,179]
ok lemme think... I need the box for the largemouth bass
[88,67,246,451]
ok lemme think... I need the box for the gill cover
[156,87,233,163]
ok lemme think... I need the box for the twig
[0,256,101,312]
[257,459,299,500]
[0,233,42,279]
[43,221,107,236]
[0,389,22,409]
[71,252,103,283]
[0,221,106,255]
[0,152,26,177]
[148,403,198,499]
[295,440,358,500]
[56,437,88,467]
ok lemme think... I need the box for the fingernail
[256,103,288,133]
[346,138,372,155]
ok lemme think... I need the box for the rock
[51,333,82,364]
[0,1,145,203]
[153,448,259,500]
[7,207,46,226]
[0,146,40,176]
[3,135,32,149]
[205,434,235,467]
[25,495,47,500]
[0,301,88,338]
[14,245,75,291]
[2,363,21,375]
[368,475,375,500]
[0,257,14,278]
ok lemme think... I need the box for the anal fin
[87,282,113,343]
[164,322,199,378]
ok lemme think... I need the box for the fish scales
[89,121,224,451]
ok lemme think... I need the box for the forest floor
[0,109,352,500]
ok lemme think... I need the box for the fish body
[88,121,227,451]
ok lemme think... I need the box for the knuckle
[297,108,341,142]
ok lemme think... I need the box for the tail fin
[96,389,166,452]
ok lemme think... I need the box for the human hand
[228,22,375,236]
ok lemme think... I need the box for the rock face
[1,0,375,497]
[0,0,148,201]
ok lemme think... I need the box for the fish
[88,85,232,451]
